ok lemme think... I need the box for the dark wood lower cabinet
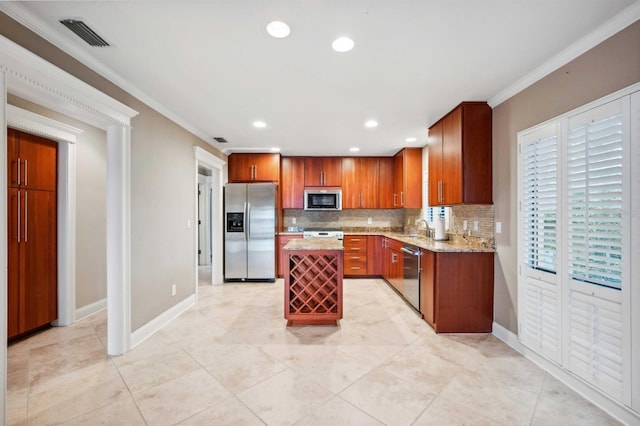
[420,249,494,333]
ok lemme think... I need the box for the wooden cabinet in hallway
[7,128,58,339]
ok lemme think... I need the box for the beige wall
[1,12,226,330]
[492,21,640,333]
[7,95,108,310]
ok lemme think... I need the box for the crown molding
[7,104,83,143]
[488,1,640,108]
[0,2,215,145]
[0,34,138,130]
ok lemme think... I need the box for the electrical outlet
[187,219,191,229]
[463,220,468,230]
[171,284,176,296]
[496,221,502,234]
[474,220,479,231]
[367,218,372,224]
[292,217,297,224]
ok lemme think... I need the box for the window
[566,107,623,289]
[521,130,558,274]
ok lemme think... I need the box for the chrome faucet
[415,219,432,239]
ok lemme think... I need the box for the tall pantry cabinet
[7,128,58,339]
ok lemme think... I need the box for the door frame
[194,146,225,293]
[7,105,83,328]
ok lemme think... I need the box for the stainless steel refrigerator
[224,183,276,282]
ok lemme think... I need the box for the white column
[56,141,77,326]
[106,124,131,356]
[1,69,9,426]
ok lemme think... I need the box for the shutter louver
[522,135,558,273]
[568,290,624,400]
[567,110,623,290]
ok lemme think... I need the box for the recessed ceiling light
[266,21,290,38]
[405,137,417,142]
[364,120,378,128]
[271,147,281,152]
[350,147,360,152]
[253,121,267,128]
[332,36,354,52]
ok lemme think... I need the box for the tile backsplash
[282,209,404,232]
[282,205,494,248]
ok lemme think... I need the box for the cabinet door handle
[400,191,404,206]
[391,253,397,263]
[24,191,28,242]
[438,181,443,202]
[320,171,325,186]
[393,193,397,207]
[17,191,21,243]
[17,158,21,186]
[24,160,28,186]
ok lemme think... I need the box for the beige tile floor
[7,277,621,425]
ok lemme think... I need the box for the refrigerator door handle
[243,201,248,241]
[246,202,251,240]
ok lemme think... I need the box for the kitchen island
[283,238,344,326]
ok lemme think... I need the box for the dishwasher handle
[401,246,420,256]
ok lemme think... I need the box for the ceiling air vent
[59,19,110,47]
[213,137,228,143]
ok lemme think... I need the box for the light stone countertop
[377,233,494,253]
[278,231,494,253]
[283,238,344,251]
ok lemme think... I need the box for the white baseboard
[75,298,107,321]
[492,322,639,425]
[130,294,196,349]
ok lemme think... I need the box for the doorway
[194,147,225,292]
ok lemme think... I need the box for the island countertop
[284,238,344,251]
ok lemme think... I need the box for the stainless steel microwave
[304,189,342,211]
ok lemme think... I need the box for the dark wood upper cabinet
[304,157,341,187]
[228,153,280,182]
[8,128,57,191]
[378,157,394,209]
[281,157,305,209]
[342,157,379,209]
[428,102,492,206]
[393,148,422,208]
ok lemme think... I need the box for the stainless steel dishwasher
[401,245,420,311]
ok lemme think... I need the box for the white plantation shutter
[567,102,624,290]
[522,276,561,362]
[521,132,558,273]
[518,87,638,416]
[568,289,624,401]
[518,123,561,362]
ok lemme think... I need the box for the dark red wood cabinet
[420,249,494,333]
[7,128,58,339]
[428,102,492,206]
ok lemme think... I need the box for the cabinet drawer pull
[350,238,361,242]
[350,256,360,260]
[351,267,361,270]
